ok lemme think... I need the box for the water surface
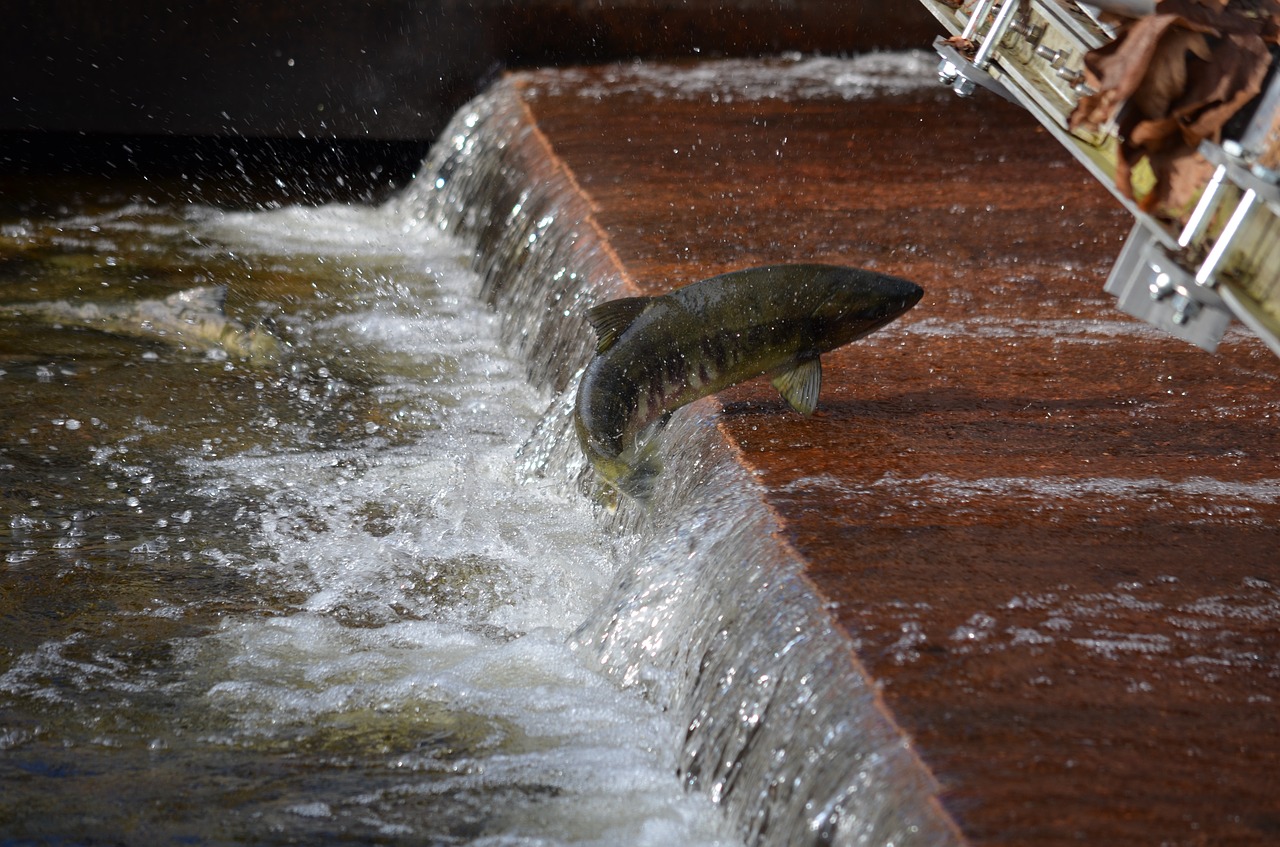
[0,166,736,846]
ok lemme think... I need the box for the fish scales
[575,263,923,501]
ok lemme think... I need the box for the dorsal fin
[771,357,822,416]
[585,296,652,353]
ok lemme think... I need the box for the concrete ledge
[409,60,1280,845]
[398,73,961,847]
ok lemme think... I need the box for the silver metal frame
[918,0,1280,356]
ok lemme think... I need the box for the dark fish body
[574,263,923,500]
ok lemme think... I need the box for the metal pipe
[1178,164,1229,248]
[1196,188,1257,287]
[960,0,997,41]
[1079,1,1156,16]
[972,0,1022,70]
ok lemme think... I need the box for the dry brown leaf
[943,34,977,56]
[1174,30,1271,140]
[1130,28,1212,118]
[1069,0,1280,219]
[1071,14,1208,134]
[1143,145,1219,214]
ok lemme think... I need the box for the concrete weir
[396,59,1280,846]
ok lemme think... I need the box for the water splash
[391,94,632,395]
[402,68,958,847]
[0,178,735,846]
[0,54,956,847]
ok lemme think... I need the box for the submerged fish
[574,263,923,501]
[0,285,286,364]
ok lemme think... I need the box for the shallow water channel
[0,164,738,845]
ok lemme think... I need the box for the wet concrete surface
[506,63,1280,845]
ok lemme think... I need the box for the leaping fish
[0,285,286,364]
[574,263,923,501]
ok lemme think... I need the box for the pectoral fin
[772,357,822,416]
[585,296,652,353]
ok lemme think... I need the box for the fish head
[806,266,923,348]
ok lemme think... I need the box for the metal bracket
[934,39,1018,103]
[1104,221,1233,352]
[920,0,1280,356]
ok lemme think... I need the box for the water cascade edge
[391,74,960,847]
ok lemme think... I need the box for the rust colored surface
[508,62,1280,845]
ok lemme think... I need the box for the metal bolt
[1056,66,1085,84]
[1149,272,1174,300]
[1034,44,1067,66]
[1250,163,1280,184]
[1171,293,1197,325]
[1010,15,1045,43]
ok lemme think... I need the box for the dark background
[0,1,937,200]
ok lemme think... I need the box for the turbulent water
[0,194,737,845]
[382,58,955,847]
[2,53,957,847]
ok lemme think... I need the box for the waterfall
[390,75,960,847]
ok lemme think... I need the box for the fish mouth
[870,276,924,321]
[825,277,923,323]
[878,279,925,316]
[883,288,924,320]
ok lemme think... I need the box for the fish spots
[575,264,922,499]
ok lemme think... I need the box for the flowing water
[0,177,738,845]
[1,54,953,847]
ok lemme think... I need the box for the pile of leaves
[1069,0,1280,220]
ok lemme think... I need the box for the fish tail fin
[617,453,663,503]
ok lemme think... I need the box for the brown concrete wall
[487,61,1280,845]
